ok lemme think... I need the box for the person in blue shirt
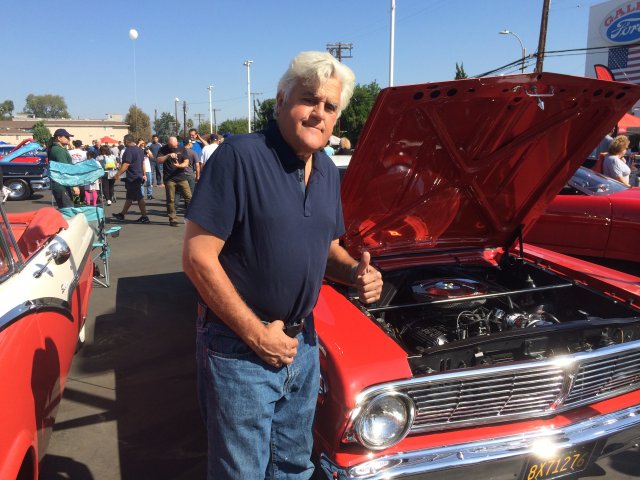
[187,128,208,158]
[183,51,383,480]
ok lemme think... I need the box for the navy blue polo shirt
[186,121,345,323]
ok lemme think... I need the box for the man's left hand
[354,251,383,304]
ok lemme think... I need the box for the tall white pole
[244,60,253,133]
[208,85,214,134]
[389,0,395,87]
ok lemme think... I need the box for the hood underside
[341,73,640,257]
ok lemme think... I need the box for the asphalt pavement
[4,185,639,479]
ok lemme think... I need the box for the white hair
[276,51,355,117]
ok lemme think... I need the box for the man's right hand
[253,321,299,368]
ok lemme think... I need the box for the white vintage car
[0,195,94,479]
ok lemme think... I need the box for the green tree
[254,98,276,131]
[218,118,249,135]
[32,120,51,146]
[455,62,468,79]
[154,112,180,142]
[24,94,70,118]
[0,100,14,120]
[340,80,381,146]
[198,121,212,136]
[125,105,151,140]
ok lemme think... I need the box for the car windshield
[567,166,630,196]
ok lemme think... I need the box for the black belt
[197,304,306,338]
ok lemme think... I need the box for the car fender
[0,430,37,480]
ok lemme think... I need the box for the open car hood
[341,73,640,257]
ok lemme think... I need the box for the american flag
[608,45,640,82]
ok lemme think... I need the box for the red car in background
[314,73,640,479]
[525,166,640,262]
[0,199,94,479]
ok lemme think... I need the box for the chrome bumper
[319,403,640,479]
[30,177,50,191]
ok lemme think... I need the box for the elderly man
[183,51,383,479]
[157,136,192,226]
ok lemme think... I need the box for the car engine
[356,258,640,374]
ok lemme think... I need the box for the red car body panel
[0,207,94,479]
[526,171,640,262]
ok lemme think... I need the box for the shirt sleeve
[186,143,245,241]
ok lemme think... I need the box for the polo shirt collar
[265,121,327,177]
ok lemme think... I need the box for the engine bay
[352,256,640,375]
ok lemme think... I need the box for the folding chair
[49,160,122,287]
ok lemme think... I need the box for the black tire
[3,179,31,201]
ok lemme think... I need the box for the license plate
[520,443,594,480]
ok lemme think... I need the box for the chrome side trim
[320,403,640,479]
[0,297,73,332]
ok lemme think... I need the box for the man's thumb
[356,251,371,277]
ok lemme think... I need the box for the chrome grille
[408,367,564,430]
[564,349,640,406]
[357,341,640,435]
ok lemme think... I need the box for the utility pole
[251,92,262,127]
[326,42,353,63]
[183,100,187,139]
[389,0,395,86]
[207,85,214,134]
[535,0,551,73]
[174,98,180,136]
[194,113,205,127]
[243,60,254,133]
[213,109,221,133]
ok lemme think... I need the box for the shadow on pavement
[43,271,206,479]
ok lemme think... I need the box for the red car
[313,73,640,479]
[0,202,94,479]
[525,166,640,262]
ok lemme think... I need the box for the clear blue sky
[0,0,602,128]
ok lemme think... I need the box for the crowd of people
[46,128,223,225]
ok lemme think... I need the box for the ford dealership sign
[601,2,640,43]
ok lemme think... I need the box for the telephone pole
[183,100,187,139]
[243,60,254,133]
[251,92,262,126]
[207,85,214,134]
[326,42,353,62]
[194,113,205,127]
[213,109,221,133]
[535,0,551,73]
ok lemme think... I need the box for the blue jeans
[153,161,163,185]
[196,312,319,480]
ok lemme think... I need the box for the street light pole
[207,85,214,134]
[174,97,179,136]
[499,30,526,73]
[243,60,254,133]
[389,0,395,87]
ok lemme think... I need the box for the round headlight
[355,392,414,450]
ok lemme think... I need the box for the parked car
[313,73,640,480]
[0,141,50,201]
[0,197,94,479]
[525,166,640,262]
[0,140,47,164]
